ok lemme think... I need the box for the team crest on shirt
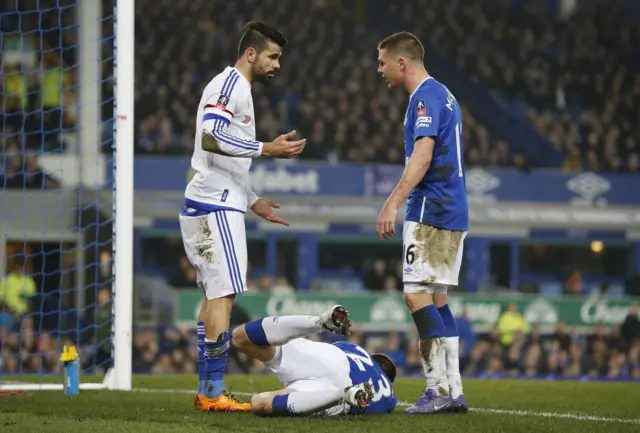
[217,94,230,107]
[416,99,426,117]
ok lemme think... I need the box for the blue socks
[437,304,459,338]
[272,394,290,416]
[411,304,445,340]
[244,319,270,345]
[196,322,206,394]
[198,330,230,399]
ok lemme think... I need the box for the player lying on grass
[231,305,397,416]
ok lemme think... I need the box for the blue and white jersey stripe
[214,211,244,293]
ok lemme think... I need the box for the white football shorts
[179,209,247,299]
[402,221,467,291]
[266,338,352,416]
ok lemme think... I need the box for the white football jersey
[184,66,262,213]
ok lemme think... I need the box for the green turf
[1,375,639,433]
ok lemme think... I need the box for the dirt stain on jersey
[413,224,462,277]
[201,130,225,155]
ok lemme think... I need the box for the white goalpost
[0,0,134,392]
[112,0,135,392]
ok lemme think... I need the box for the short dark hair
[238,20,288,58]
[378,31,424,62]
[372,353,397,383]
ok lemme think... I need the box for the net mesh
[1,0,115,384]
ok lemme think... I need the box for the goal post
[113,0,135,392]
[0,0,134,392]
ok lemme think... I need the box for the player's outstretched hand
[377,203,398,240]
[261,130,306,158]
[251,198,290,226]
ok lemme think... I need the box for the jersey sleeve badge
[416,99,426,117]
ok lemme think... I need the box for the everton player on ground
[232,305,397,416]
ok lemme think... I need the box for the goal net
[0,0,133,391]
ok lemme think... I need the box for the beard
[253,66,276,83]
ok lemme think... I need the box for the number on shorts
[404,244,417,265]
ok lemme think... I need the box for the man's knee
[404,292,433,312]
[231,325,251,351]
[404,284,450,310]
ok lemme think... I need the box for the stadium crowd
[4,0,639,179]
[387,0,640,172]
[3,292,640,380]
[133,0,515,166]
[129,0,640,171]
[111,303,640,379]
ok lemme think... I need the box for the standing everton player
[375,31,469,415]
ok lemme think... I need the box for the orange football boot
[194,392,252,412]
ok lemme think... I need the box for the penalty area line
[132,387,640,425]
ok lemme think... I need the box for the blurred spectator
[256,275,273,292]
[552,321,572,352]
[85,287,113,372]
[525,324,543,349]
[608,325,628,353]
[455,310,476,359]
[496,303,529,345]
[169,256,197,287]
[621,305,640,346]
[249,274,295,294]
[564,270,584,295]
[586,323,608,355]
[271,276,295,294]
[626,269,640,297]
[383,275,401,293]
[380,331,406,373]
[1,143,59,190]
[365,259,389,291]
[0,256,36,320]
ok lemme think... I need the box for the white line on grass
[132,387,640,425]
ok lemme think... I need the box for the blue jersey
[333,341,397,415]
[403,77,469,231]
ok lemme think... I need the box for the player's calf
[234,305,351,352]
[403,290,450,413]
[250,389,294,416]
[231,325,277,363]
[253,386,358,417]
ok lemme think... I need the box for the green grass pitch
[1,375,639,433]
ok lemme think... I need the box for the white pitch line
[132,387,640,425]
[467,408,640,425]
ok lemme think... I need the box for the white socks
[284,389,344,415]
[444,336,463,399]
[420,338,449,396]
[260,315,322,345]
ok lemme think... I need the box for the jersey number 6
[404,244,417,265]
